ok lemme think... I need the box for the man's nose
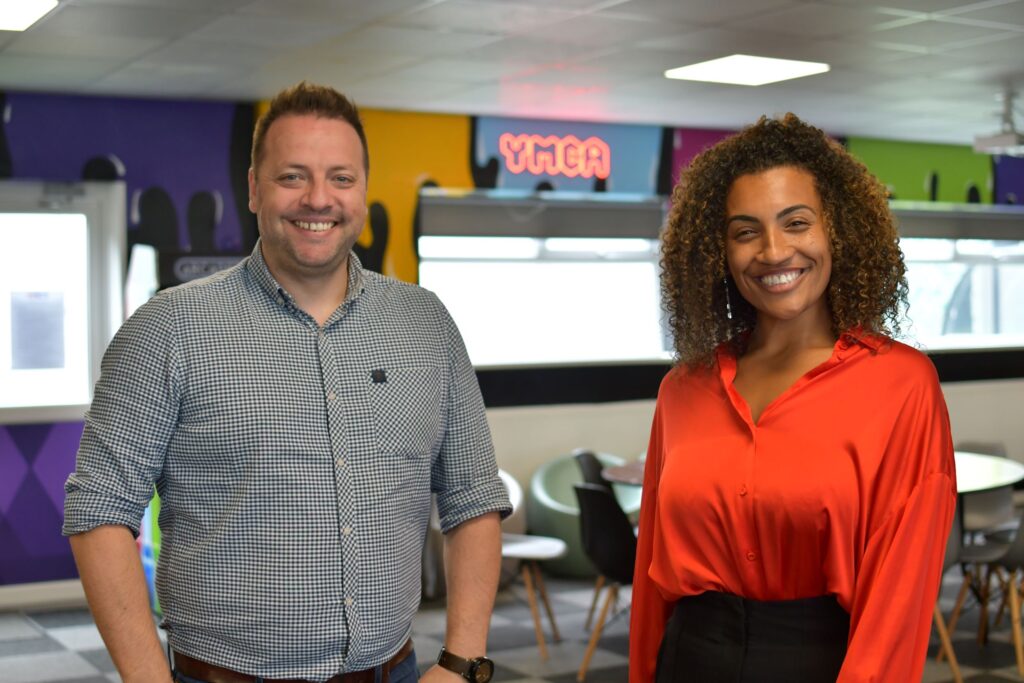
[302,178,331,210]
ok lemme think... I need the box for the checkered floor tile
[0,569,1020,682]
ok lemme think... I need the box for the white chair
[500,532,568,660]
[422,469,526,599]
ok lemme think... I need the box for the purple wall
[5,92,249,252]
[0,91,253,586]
[669,127,736,185]
[994,155,1024,204]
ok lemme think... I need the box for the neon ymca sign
[498,133,611,180]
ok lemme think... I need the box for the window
[418,236,670,367]
[903,237,1024,350]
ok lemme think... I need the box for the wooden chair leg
[585,575,606,631]
[521,563,548,660]
[578,584,618,682]
[934,603,964,683]
[995,570,1012,627]
[938,574,972,662]
[530,561,561,642]
[1010,571,1024,676]
[979,565,994,645]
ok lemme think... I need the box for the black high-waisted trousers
[655,591,850,682]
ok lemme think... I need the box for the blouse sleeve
[629,393,675,683]
[837,365,957,682]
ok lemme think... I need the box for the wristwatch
[436,647,495,683]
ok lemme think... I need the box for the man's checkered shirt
[64,244,511,680]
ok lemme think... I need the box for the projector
[973,130,1024,156]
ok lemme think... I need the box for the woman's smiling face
[724,166,833,327]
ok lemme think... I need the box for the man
[64,81,511,683]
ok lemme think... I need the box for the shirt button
[739,485,748,496]
[746,551,757,562]
[336,456,345,466]
[342,526,352,535]
[344,597,353,606]
[327,391,336,401]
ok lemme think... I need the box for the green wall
[847,137,992,203]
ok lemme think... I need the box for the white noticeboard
[0,181,125,425]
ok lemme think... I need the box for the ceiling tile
[600,0,802,25]
[872,16,1015,47]
[188,15,356,48]
[524,13,695,48]
[386,58,529,83]
[238,0,425,25]
[459,36,604,63]
[0,55,121,89]
[4,33,163,61]
[386,1,578,35]
[72,0,252,9]
[29,4,216,40]
[318,25,503,59]
[132,38,273,68]
[937,0,1024,27]
[728,4,902,37]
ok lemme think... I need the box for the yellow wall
[361,109,473,282]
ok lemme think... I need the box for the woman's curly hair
[662,113,908,367]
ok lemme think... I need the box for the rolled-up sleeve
[430,301,510,533]
[63,292,180,538]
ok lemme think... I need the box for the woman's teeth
[759,270,801,287]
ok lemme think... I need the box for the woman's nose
[758,227,794,263]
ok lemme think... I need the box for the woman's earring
[724,277,733,321]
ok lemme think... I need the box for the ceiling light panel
[0,0,57,31]
[664,54,829,86]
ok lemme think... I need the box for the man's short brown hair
[251,81,369,175]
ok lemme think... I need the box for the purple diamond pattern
[0,422,84,585]
[0,427,28,514]
[32,422,85,512]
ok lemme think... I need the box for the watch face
[471,658,494,683]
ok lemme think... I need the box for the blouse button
[746,551,757,562]
[739,485,748,496]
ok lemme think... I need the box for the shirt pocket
[366,366,445,457]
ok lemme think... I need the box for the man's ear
[247,167,257,214]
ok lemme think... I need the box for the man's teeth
[294,220,334,232]
[759,270,801,287]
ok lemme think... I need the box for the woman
[630,114,956,682]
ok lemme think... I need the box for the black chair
[572,449,616,629]
[573,449,613,492]
[574,483,637,682]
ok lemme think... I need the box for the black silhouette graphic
[187,191,218,252]
[469,116,499,189]
[81,155,123,181]
[354,201,389,273]
[231,104,259,252]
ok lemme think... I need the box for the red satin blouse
[630,334,956,682]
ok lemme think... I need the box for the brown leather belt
[172,639,414,683]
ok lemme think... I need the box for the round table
[603,451,1024,493]
[955,450,1024,493]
